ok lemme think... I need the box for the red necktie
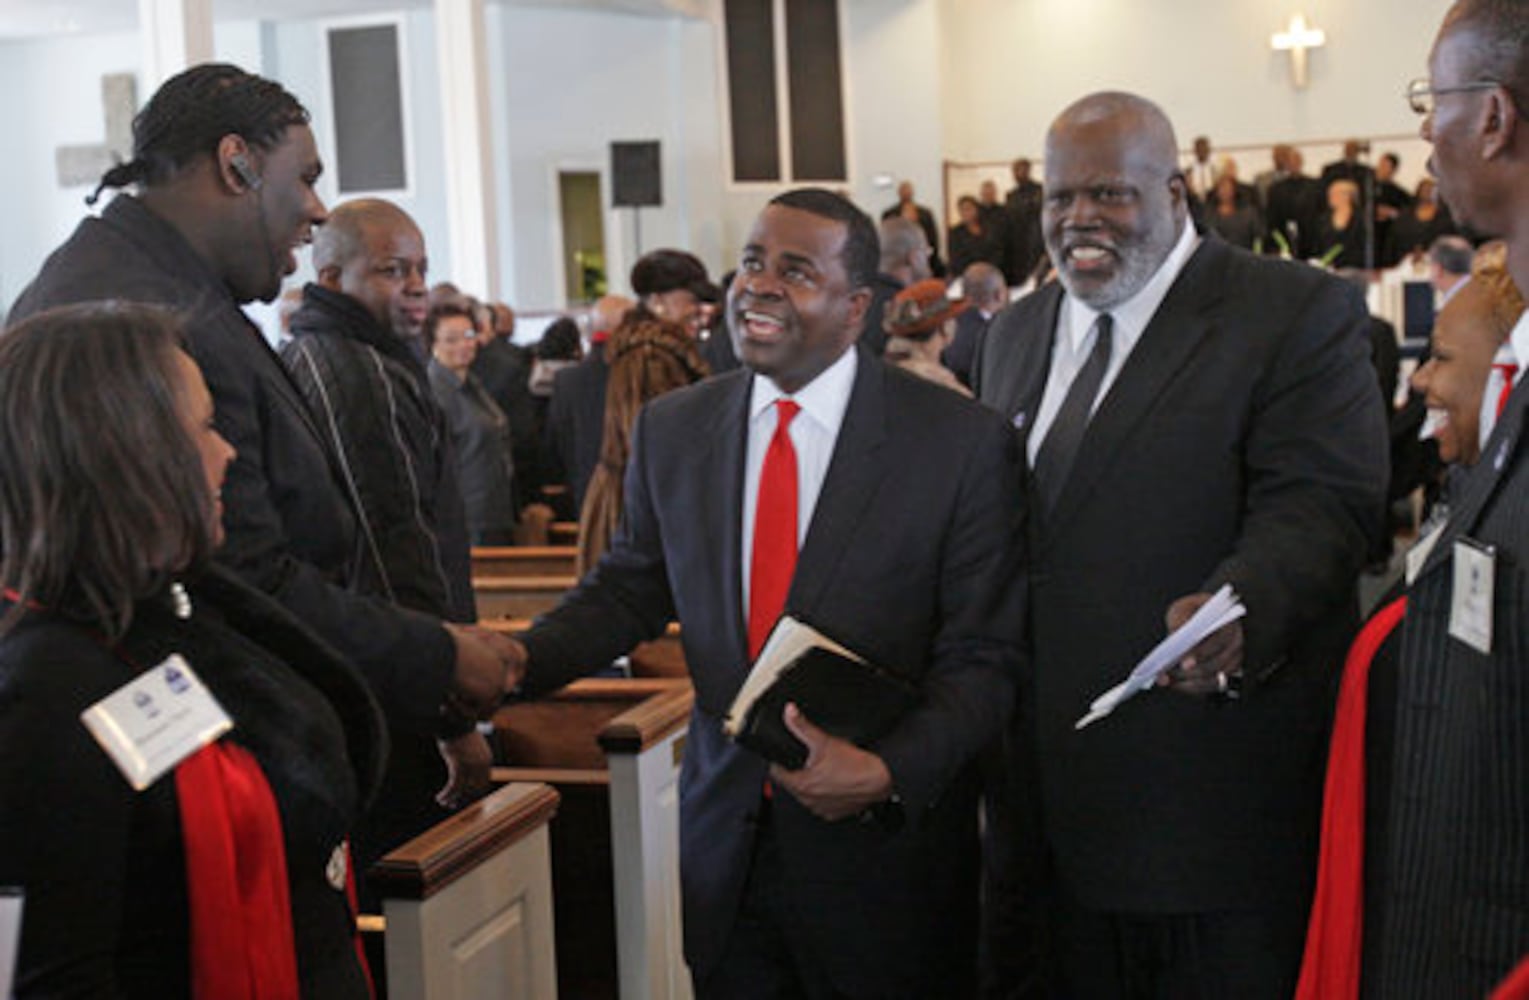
[748,399,801,660]
[1495,362,1519,419]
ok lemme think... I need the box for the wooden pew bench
[470,545,578,578]
[473,574,577,620]
[492,678,693,1000]
[368,781,561,1000]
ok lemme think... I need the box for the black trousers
[692,806,845,1000]
[692,802,953,1000]
[1050,891,1308,1000]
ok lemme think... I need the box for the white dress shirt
[1027,219,1200,465]
[740,346,857,610]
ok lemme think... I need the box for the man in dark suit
[1005,157,1046,284]
[1266,147,1326,258]
[471,302,543,511]
[1366,3,1529,993]
[860,216,932,358]
[881,179,946,276]
[507,187,1024,996]
[545,293,631,512]
[944,261,1006,387]
[972,92,1388,997]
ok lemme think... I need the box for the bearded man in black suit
[974,91,1388,997]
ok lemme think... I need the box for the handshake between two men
[434,623,530,808]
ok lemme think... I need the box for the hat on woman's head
[885,279,969,339]
[630,249,708,297]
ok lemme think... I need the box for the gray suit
[1368,377,1529,997]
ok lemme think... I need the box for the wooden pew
[549,521,579,545]
[470,545,577,578]
[492,678,693,1000]
[369,781,561,1000]
[473,574,577,620]
[481,618,689,679]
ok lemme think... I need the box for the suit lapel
[1044,240,1227,537]
[789,349,890,614]
[698,371,752,665]
[1000,286,1062,450]
[1415,375,1529,582]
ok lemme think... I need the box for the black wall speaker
[611,141,662,208]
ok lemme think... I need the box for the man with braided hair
[10,64,521,889]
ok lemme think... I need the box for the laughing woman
[0,303,385,997]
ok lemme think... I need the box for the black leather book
[723,616,919,770]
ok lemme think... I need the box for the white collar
[748,345,858,431]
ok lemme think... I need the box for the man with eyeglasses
[972,91,1388,997]
[281,198,489,882]
[1368,3,1529,995]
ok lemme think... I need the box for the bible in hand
[722,616,919,770]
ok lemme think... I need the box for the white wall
[0,30,138,315]
[939,0,1452,162]
[494,5,725,311]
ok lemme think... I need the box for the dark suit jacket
[472,336,541,508]
[543,344,608,512]
[859,272,904,357]
[973,237,1388,914]
[1368,378,1529,997]
[1267,174,1326,258]
[943,306,992,388]
[521,349,1025,993]
[1005,181,1046,284]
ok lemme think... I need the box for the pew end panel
[490,679,695,1000]
[370,781,561,1000]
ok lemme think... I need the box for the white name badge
[80,654,233,791]
[0,888,21,999]
[1449,539,1496,655]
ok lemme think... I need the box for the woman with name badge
[0,303,385,998]
[1296,242,1524,1000]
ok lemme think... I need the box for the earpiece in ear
[230,154,263,191]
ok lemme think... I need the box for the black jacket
[282,283,474,624]
[429,361,517,545]
[472,337,543,509]
[0,565,386,997]
[545,343,609,512]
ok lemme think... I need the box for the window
[324,20,411,194]
[723,0,847,184]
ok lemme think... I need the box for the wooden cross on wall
[55,73,137,189]
[1271,12,1326,89]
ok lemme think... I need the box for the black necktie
[1033,313,1113,513]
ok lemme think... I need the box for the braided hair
[87,63,309,206]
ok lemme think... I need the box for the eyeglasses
[1407,77,1501,115]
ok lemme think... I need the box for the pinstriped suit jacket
[1370,375,1529,997]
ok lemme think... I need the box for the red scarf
[1492,956,1529,999]
[176,741,301,999]
[1295,595,1408,1000]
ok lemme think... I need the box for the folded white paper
[1075,584,1246,730]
